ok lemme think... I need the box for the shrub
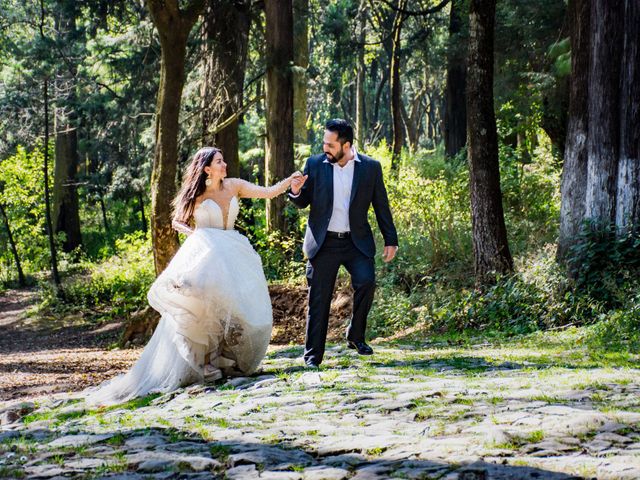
[39,231,154,319]
[566,222,640,304]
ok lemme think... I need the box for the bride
[85,147,305,406]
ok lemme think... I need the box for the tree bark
[0,203,26,286]
[467,0,513,284]
[52,7,82,253]
[293,0,309,144]
[147,0,204,275]
[138,191,147,233]
[264,0,295,232]
[615,0,640,231]
[558,0,590,260]
[201,0,251,177]
[355,1,367,148]
[444,0,467,159]
[390,0,406,173]
[584,0,623,224]
[99,195,109,233]
[43,79,62,291]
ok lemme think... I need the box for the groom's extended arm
[371,162,398,248]
[288,159,312,208]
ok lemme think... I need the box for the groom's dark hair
[325,118,354,147]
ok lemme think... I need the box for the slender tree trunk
[616,0,640,231]
[373,71,388,129]
[355,1,367,148]
[138,191,147,233]
[99,195,109,233]
[390,0,406,173]
[201,0,250,177]
[43,79,62,291]
[444,0,467,159]
[558,0,591,260]
[293,0,309,145]
[264,0,295,232]
[467,0,513,284]
[52,9,82,253]
[0,203,26,286]
[147,0,204,275]
[584,0,623,224]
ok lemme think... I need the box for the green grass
[209,443,231,460]
[525,430,545,443]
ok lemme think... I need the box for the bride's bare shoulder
[224,178,244,194]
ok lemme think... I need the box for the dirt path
[0,285,352,403]
[0,288,140,403]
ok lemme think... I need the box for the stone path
[1,340,640,479]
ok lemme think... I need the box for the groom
[289,119,398,368]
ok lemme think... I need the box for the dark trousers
[304,236,376,364]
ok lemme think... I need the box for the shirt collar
[323,146,362,164]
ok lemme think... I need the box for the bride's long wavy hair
[172,147,222,223]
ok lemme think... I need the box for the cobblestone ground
[1,339,639,479]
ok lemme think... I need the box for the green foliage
[39,231,154,319]
[585,294,640,351]
[367,143,472,284]
[548,37,571,78]
[0,146,51,283]
[566,222,640,305]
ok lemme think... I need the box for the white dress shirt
[326,148,361,233]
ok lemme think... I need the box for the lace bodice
[194,196,240,230]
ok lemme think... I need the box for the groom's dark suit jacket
[289,152,398,259]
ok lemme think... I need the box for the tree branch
[378,0,450,16]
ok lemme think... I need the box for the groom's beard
[325,150,343,164]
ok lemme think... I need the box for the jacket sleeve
[288,158,312,209]
[371,162,398,246]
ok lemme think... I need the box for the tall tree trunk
[52,8,82,253]
[616,0,640,231]
[138,191,147,233]
[99,195,109,233]
[558,0,590,260]
[293,0,309,145]
[390,0,406,173]
[467,0,513,284]
[148,0,204,275]
[264,0,294,232]
[43,79,62,291]
[444,0,467,159]
[355,1,367,148]
[584,0,623,224]
[0,203,26,286]
[201,0,251,177]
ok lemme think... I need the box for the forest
[0,0,638,349]
[1,1,640,479]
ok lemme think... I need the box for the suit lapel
[349,157,363,206]
[323,156,334,210]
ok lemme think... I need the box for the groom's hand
[290,174,308,195]
[382,245,398,263]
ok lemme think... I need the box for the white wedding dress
[85,185,280,406]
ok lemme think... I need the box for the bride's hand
[290,171,308,195]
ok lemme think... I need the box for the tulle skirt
[85,228,273,406]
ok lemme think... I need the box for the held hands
[382,245,398,263]
[290,171,308,195]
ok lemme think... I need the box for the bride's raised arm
[233,173,300,199]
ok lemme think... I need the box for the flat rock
[228,445,314,469]
[48,433,114,448]
[302,465,350,480]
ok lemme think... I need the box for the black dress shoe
[347,341,374,355]
[304,359,320,369]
